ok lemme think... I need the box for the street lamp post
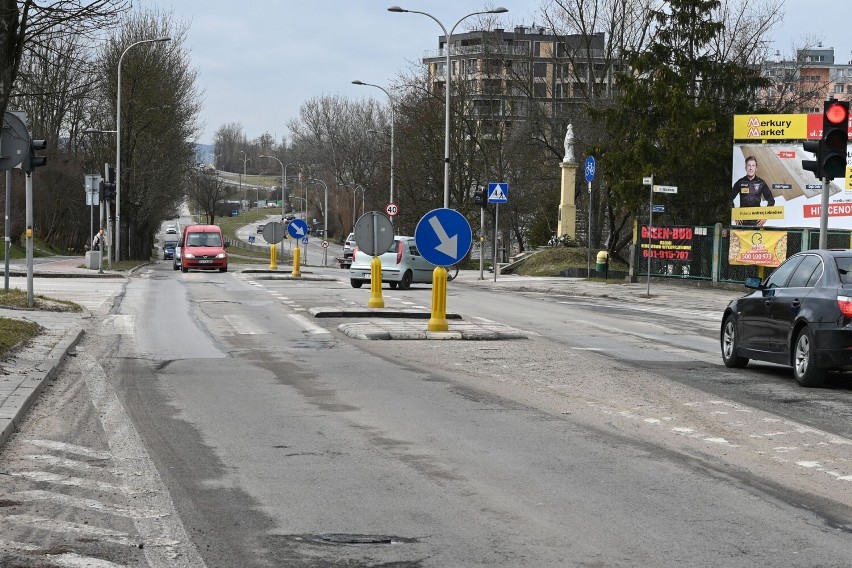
[240,151,249,218]
[116,36,170,262]
[260,156,293,219]
[308,178,329,267]
[352,80,395,207]
[388,6,507,208]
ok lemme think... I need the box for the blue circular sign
[287,218,309,239]
[585,156,596,182]
[414,208,473,266]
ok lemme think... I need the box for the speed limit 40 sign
[385,202,399,217]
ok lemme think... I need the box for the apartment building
[763,46,852,112]
[421,25,620,134]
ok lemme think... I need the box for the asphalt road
[1,263,851,567]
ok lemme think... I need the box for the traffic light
[99,180,116,200]
[22,138,47,172]
[821,99,849,180]
[802,139,822,179]
[473,188,486,207]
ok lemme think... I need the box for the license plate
[198,259,212,264]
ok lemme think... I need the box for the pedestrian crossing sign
[487,182,509,203]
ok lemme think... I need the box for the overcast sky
[138,0,852,146]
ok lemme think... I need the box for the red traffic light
[825,102,849,125]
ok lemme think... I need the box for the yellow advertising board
[733,114,808,140]
[728,230,788,267]
[846,165,852,191]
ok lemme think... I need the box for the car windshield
[835,257,852,284]
[186,233,222,247]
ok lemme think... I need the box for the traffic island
[336,319,528,341]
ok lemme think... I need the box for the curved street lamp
[116,36,170,262]
[307,178,329,267]
[388,6,507,208]
[352,80,395,207]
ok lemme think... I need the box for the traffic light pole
[819,176,829,249]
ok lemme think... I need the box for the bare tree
[1,0,128,119]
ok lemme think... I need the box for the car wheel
[181,266,188,273]
[219,266,227,273]
[350,279,363,288]
[399,270,413,290]
[173,262,179,271]
[389,282,398,289]
[721,314,748,368]
[793,326,826,387]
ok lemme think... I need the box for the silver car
[349,236,434,290]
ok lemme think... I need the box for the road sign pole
[493,203,499,282]
[587,180,592,278]
[479,206,485,280]
[647,182,653,297]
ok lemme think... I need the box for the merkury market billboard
[732,113,852,229]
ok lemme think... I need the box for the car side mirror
[224,242,229,248]
[744,276,762,290]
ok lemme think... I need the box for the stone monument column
[558,123,577,239]
[558,162,577,239]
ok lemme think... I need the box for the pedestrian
[92,227,105,251]
[732,155,775,226]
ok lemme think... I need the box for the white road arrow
[428,215,458,259]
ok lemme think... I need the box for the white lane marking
[12,490,165,519]
[102,315,135,335]
[8,471,125,493]
[572,347,607,351]
[0,541,125,568]
[288,314,330,334]
[223,314,267,335]
[27,439,112,460]
[22,454,112,472]
[81,351,207,567]
[3,515,180,548]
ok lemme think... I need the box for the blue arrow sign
[287,218,308,239]
[487,182,508,204]
[585,156,596,182]
[651,204,665,213]
[414,208,473,266]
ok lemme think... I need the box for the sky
[137,0,852,147]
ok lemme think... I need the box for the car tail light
[396,240,404,264]
[838,295,852,317]
[352,245,359,258]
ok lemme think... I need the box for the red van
[180,224,228,273]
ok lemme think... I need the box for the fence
[632,223,852,284]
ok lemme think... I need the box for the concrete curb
[0,325,85,448]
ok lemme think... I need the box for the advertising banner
[639,225,694,261]
[728,230,788,267]
[731,144,852,229]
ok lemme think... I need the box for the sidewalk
[4,256,126,278]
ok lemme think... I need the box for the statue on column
[563,124,575,164]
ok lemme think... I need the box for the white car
[165,224,178,234]
[349,236,434,289]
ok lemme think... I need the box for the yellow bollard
[291,245,301,278]
[368,256,385,308]
[269,243,278,270]
[428,266,448,331]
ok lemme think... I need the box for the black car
[163,240,178,260]
[721,249,852,387]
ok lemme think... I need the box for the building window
[835,84,845,93]
[533,82,548,98]
[533,41,541,56]
[533,62,547,78]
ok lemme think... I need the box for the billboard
[732,112,852,229]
